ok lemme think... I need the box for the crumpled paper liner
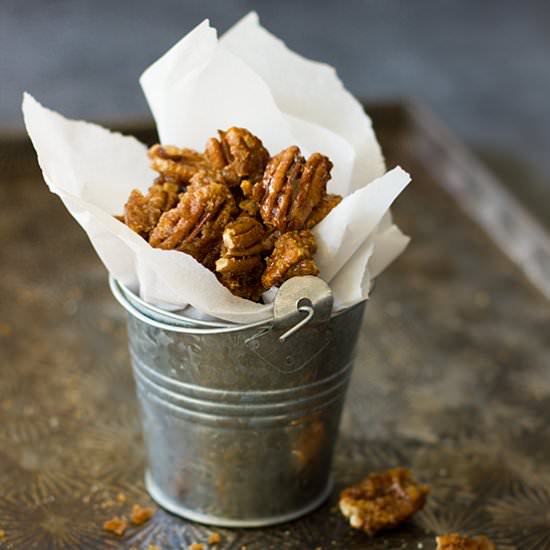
[22,12,410,323]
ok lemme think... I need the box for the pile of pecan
[120,127,342,301]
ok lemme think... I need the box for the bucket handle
[279,302,315,342]
[272,276,334,339]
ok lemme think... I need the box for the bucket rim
[109,276,367,335]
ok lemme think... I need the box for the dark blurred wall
[2,0,549,219]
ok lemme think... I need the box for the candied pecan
[253,147,334,232]
[205,127,269,187]
[123,180,181,238]
[149,183,236,264]
[339,468,429,536]
[305,193,342,228]
[207,532,222,545]
[221,216,268,257]
[288,153,333,230]
[285,259,320,279]
[262,230,319,289]
[103,515,128,536]
[187,168,226,190]
[215,217,269,301]
[240,179,254,198]
[238,180,258,215]
[436,534,495,550]
[217,265,265,302]
[130,504,155,525]
[201,240,223,272]
[149,144,209,184]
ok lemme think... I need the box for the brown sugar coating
[221,215,270,257]
[149,144,209,184]
[205,127,270,187]
[149,182,236,264]
[119,127,344,300]
[124,179,181,238]
[339,468,429,536]
[215,216,270,301]
[288,153,333,230]
[103,515,128,536]
[262,230,319,289]
[305,193,342,228]
[188,168,226,190]
[130,503,155,525]
[253,147,333,232]
[436,534,496,550]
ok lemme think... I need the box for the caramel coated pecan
[262,230,319,289]
[130,504,155,525]
[188,168,225,190]
[221,216,269,257]
[339,468,429,536]
[217,265,265,302]
[103,516,128,536]
[149,144,209,184]
[149,183,236,264]
[123,179,181,238]
[305,193,342,228]
[215,216,269,301]
[253,147,334,232]
[436,534,495,550]
[205,127,269,187]
[238,179,259,216]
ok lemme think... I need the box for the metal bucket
[110,275,366,527]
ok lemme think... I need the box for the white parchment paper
[22,12,410,324]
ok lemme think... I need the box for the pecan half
[205,127,269,187]
[215,216,269,301]
[149,144,209,184]
[221,215,269,257]
[253,147,334,232]
[339,468,429,536]
[149,182,236,264]
[188,168,226,190]
[262,230,319,289]
[123,179,181,238]
[436,534,495,550]
[305,193,342,228]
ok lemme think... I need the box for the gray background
[2,0,549,223]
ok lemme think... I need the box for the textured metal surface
[112,276,360,526]
[1,104,550,549]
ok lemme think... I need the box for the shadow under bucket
[110,275,366,527]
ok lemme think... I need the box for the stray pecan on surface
[205,127,269,187]
[149,182,236,266]
[123,178,181,238]
[130,504,155,525]
[149,144,209,185]
[253,146,335,232]
[207,532,222,545]
[215,216,270,301]
[262,230,319,289]
[103,515,128,536]
[436,533,496,550]
[339,468,429,536]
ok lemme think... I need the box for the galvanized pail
[110,275,366,527]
